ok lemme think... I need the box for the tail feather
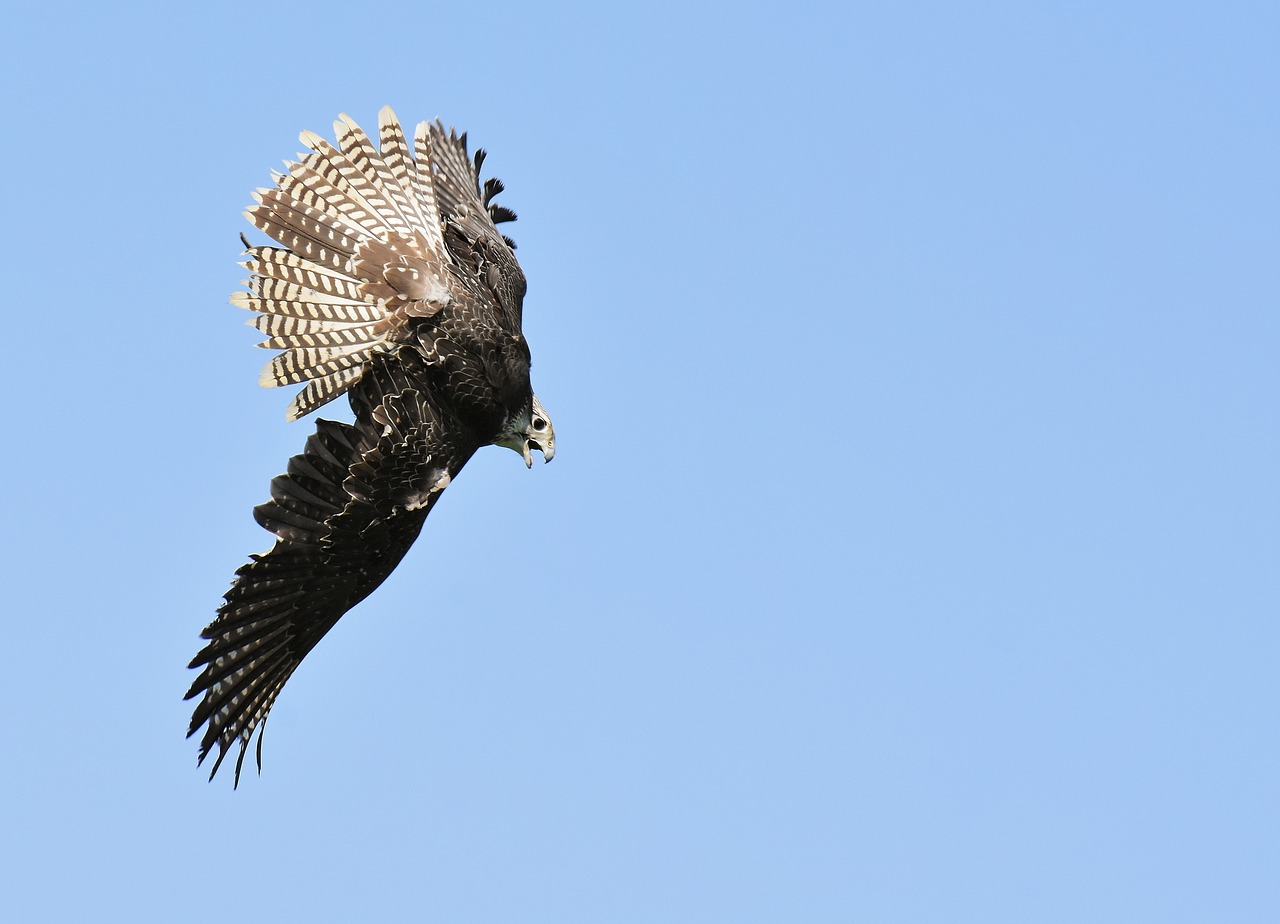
[285,368,365,421]
[273,162,388,240]
[303,122,409,237]
[234,290,381,323]
[333,113,419,238]
[237,110,455,418]
[379,107,441,247]
[297,131,411,242]
[257,321,386,351]
[251,313,382,340]
[246,190,368,270]
[243,246,365,302]
[261,343,374,387]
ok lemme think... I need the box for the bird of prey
[185,107,554,785]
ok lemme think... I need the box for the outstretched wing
[186,350,479,784]
[234,107,456,420]
[426,121,527,333]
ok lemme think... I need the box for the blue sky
[2,2,1276,920]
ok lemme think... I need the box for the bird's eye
[533,417,546,430]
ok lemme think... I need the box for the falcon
[185,107,554,785]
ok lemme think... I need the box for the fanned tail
[237,107,453,420]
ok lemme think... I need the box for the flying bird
[186,107,554,785]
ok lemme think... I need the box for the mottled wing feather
[186,350,480,785]
[423,121,527,331]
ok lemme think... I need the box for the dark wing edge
[427,122,527,331]
[186,351,479,785]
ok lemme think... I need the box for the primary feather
[187,108,555,785]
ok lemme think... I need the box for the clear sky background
[1,2,1275,921]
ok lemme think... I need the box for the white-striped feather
[244,214,350,275]
[261,343,373,387]
[245,276,366,304]
[236,109,457,418]
[333,113,418,237]
[272,163,388,240]
[257,324,382,351]
[244,248,364,301]
[296,132,402,235]
[250,313,380,337]
[302,129,408,239]
[249,190,370,255]
[233,295,382,324]
[287,368,364,421]
[377,107,430,233]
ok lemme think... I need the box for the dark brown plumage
[186,108,555,784]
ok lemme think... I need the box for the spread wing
[426,121,527,333]
[185,350,479,784]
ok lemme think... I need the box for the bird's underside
[186,107,554,785]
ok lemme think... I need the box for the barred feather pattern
[238,106,456,421]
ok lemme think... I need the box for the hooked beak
[523,438,554,467]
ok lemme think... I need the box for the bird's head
[499,394,555,467]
